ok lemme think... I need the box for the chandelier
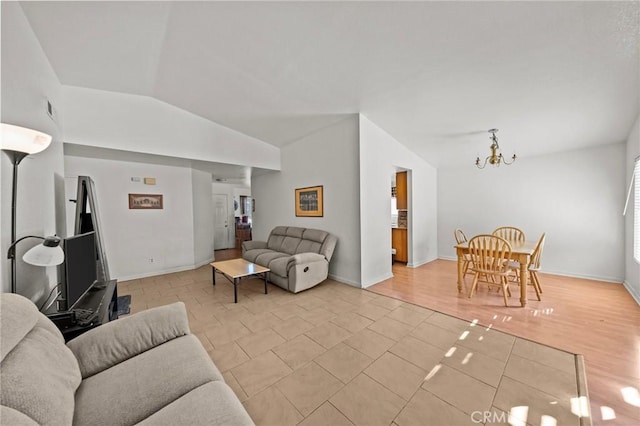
[475,129,517,169]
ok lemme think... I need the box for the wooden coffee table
[209,258,270,303]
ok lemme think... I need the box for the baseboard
[361,272,394,289]
[194,258,214,268]
[408,256,438,268]
[116,258,213,282]
[623,280,640,306]
[328,273,361,288]
[437,257,623,284]
[438,255,457,262]
[541,269,622,284]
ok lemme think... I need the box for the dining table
[455,239,538,307]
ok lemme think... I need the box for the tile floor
[119,266,589,426]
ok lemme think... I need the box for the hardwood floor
[369,259,640,426]
[214,247,243,261]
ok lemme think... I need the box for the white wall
[438,143,626,282]
[192,169,214,266]
[65,155,200,281]
[359,115,439,287]
[624,115,640,303]
[62,86,281,171]
[251,116,362,286]
[1,2,65,303]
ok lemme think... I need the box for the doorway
[213,194,230,249]
[391,168,410,266]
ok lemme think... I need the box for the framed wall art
[295,185,323,217]
[129,193,163,210]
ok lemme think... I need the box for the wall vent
[46,100,55,120]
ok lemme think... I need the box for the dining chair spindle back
[454,228,468,245]
[493,226,526,243]
[454,229,473,276]
[467,234,515,307]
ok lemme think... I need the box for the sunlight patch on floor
[600,405,616,421]
[508,406,529,426]
[423,364,441,381]
[570,396,590,418]
[621,386,640,407]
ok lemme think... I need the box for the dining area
[454,226,546,307]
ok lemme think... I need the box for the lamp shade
[0,123,52,155]
[22,236,64,267]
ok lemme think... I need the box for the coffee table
[209,258,270,303]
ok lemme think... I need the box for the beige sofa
[242,226,337,293]
[0,293,254,426]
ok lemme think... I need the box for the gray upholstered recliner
[0,293,254,426]
[242,226,337,293]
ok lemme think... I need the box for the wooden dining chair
[454,228,473,276]
[507,232,546,300]
[527,233,546,299]
[492,226,525,243]
[454,228,467,245]
[467,234,516,306]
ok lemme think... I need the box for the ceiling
[19,1,640,172]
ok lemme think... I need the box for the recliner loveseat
[0,293,254,426]
[242,226,337,293]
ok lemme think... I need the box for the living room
[2,1,639,425]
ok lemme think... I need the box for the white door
[213,194,229,250]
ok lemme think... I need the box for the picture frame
[129,193,163,210]
[295,185,323,217]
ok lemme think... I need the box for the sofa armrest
[66,302,190,378]
[242,240,267,253]
[292,252,327,265]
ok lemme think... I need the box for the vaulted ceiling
[20,1,640,168]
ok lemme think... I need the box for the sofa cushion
[296,239,322,255]
[267,234,286,251]
[255,251,289,268]
[136,381,254,425]
[280,236,302,254]
[268,255,294,277]
[243,248,274,264]
[0,294,81,426]
[267,226,306,254]
[302,228,329,244]
[0,293,41,361]
[73,334,222,426]
[0,406,39,425]
[67,302,191,378]
[283,226,305,238]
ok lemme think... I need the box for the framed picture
[295,185,323,217]
[129,193,163,210]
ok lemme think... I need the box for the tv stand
[90,282,107,290]
[48,279,118,341]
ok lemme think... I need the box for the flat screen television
[64,231,97,310]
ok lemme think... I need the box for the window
[635,159,640,263]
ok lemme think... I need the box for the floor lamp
[1,123,63,294]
